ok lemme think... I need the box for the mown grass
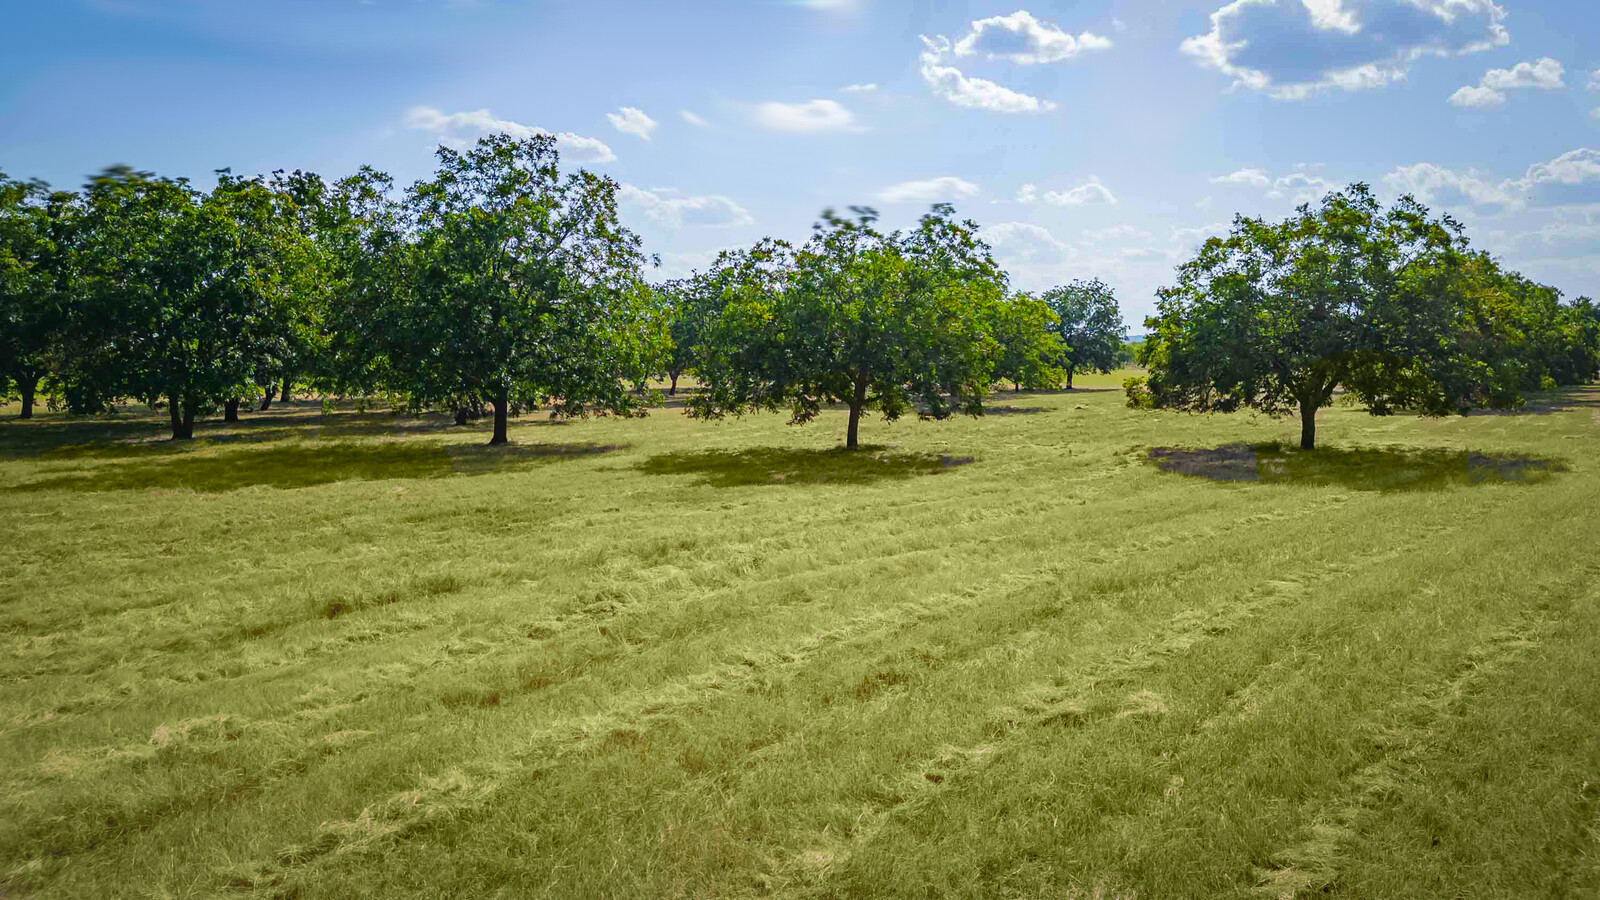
[1,374,1596,898]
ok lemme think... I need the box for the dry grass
[1,373,1597,898]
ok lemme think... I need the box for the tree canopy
[690,205,1006,449]
[1042,277,1126,388]
[1136,183,1598,450]
[361,134,660,443]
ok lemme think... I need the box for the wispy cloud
[403,106,615,162]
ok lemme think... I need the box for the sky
[2,0,1598,326]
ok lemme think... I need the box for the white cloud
[1451,57,1564,108]
[1521,148,1600,206]
[1210,168,1272,187]
[1082,224,1153,242]
[1170,222,1231,251]
[752,99,858,132]
[404,106,616,162]
[840,83,879,94]
[918,35,1057,113]
[876,176,980,204]
[1481,57,1565,90]
[951,10,1112,65]
[1016,183,1038,204]
[981,222,1075,263]
[1268,171,1334,202]
[1590,69,1600,91]
[1384,162,1519,210]
[607,106,657,141]
[1449,85,1505,108]
[1507,221,1600,259]
[1042,180,1117,206]
[618,184,754,229]
[1181,0,1509,100]
[680,110,709,127]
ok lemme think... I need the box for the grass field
[2,372,1598,898]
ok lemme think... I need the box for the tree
[691,205,1004,450]
[72,168,293,438]
[1042,277,1126,388]
[380,134,658,444]
[0,174,77,419]
[656,272,731,396]
[1140,183,1508,450]
[986,291,1063,391]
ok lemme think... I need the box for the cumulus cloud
[404,106,616,162]
[981,221,1075,263]
[1181,0,1509,100]
[951,10,1112,65]
[1170,222,1231,251]
[1041,180,1117,206]
[1210,168,1272,187]
[1384,162,1519,210]
[1521,148,1600,207]
[618,185,754,229]
[607,106,657,140]
[1266,171,1335,202]
[1384,149,1600,212]
[840,83,878,93]
[1449,84,1505,108]
[1209,167,1333,201]
[1016,183,1038,204]
[752,99,858,132]
[876,176,980,204]
[1450,57,1565,108]
[1506,221,1600,259]
[918,35,1056,113]
[1590,69,1600,91]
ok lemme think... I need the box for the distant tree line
[0,135,1126,447]
[3,137,1594,450]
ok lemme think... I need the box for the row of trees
[0,134,1127,446]
[1132,184,1600,448]
[6,136,1595,451]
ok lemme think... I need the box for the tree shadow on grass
[638,445,974,487]
[11,440,627,493]
[1148,442,1567,492]
[981,406,1049,416]
[0,404,580,461]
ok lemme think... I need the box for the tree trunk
[454,407,469,427]
[259,390,272,411]
[224,398,239,422]
[169,393,193,440]
[669,372,679,396]
[490,390,509,445]
[845,376,867,450]
[1299,402,1317,451]
[279,379,291,403]
[1065,366,1075,390]
[18,376,36,419]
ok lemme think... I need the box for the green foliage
[66,167,308,437]
[691,204,1006,448]
[985,291,1064,391]
[1123,374,1154,409]
[0,173,77,418]
[1041,276,1127,387]
[1140,183,1546,449]
[362,135,659,443]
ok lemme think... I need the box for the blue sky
[3,0,1598,325]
